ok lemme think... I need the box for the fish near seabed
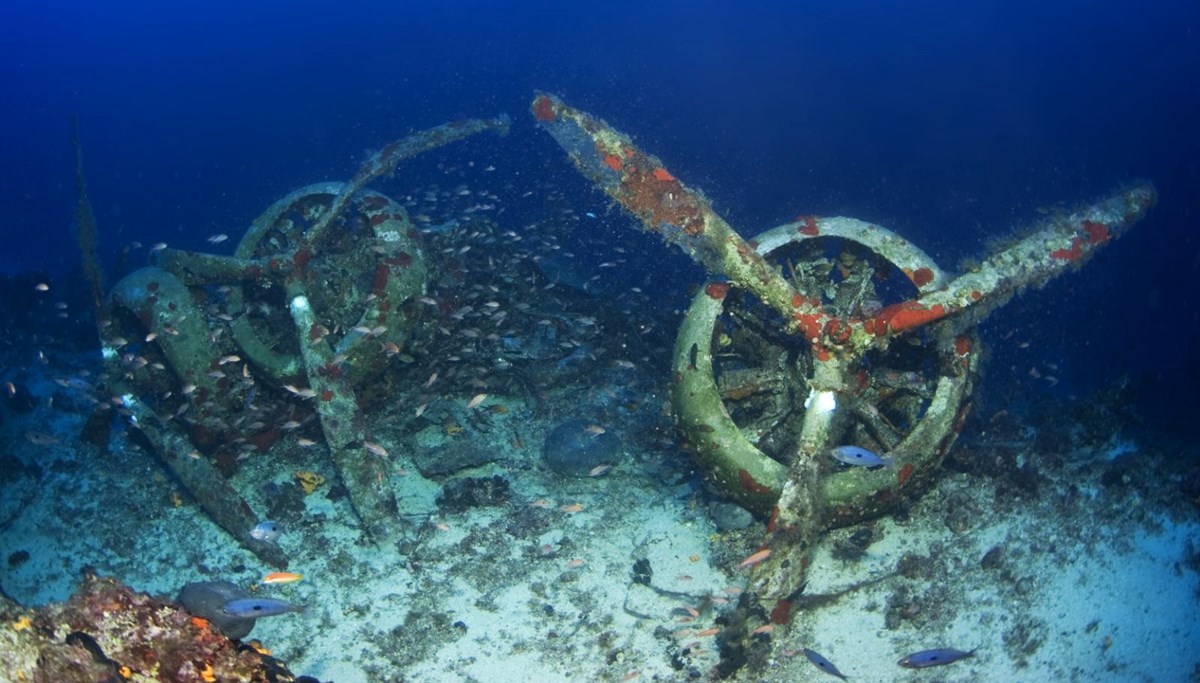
[261,571,304,585]
[178,580,256,639]
[803,648,849,680]
[249,520,283,543]
[220,597,304,619]
[898,647,977,668]
[830,445,893,469]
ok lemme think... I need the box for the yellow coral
[11,615,31,631]
[294,470,325,494]
[200,662,216,682]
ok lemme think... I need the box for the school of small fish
[2,161,994,680]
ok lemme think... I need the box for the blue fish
[898,647,976,668]
[220,597,303,619]
[802,648,849,680]
[831,445,893,469]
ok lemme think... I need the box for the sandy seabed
[3,368,1198,683]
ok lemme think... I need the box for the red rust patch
[246,427,280,453]
[370,213,388,226]
[293,249,312,272]
[769,599,793,625]
[910,267,935,287]
[1081,219,1110,243]
[385,252,412,267]
[372,264,389,296]
[319,361,345,380]
[823,318,851,345]
[320,389,334,402]
[794,313,823,340]
[795,215,820,236]
[704,282,730,300]
[874,301,947,334]
[614,155,695,232]
[738,469,773,495]
[897,462,915,486]
[1050,236,1085,261]
[766,506,780,533]
[532,96,557,122]
[954,335,972,356]
[603,154,623,171]
[652,167,675,182]
[855,369,870,389]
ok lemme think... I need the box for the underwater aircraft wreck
[530,92,1154,619]
[102,116,511,566]
[1,92,1157,680]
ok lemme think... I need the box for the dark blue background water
[4,0,1198,432]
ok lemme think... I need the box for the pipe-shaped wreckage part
[314,114,512,245]
[921,182,1157,339]
[117,395,289,568]
[288,293,399,542]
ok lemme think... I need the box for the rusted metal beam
[532,93,806,329]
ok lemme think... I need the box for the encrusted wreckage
[103,115,510,565]
[531,92,1155,606]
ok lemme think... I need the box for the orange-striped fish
[261,572,303,585]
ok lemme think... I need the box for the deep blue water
[3,0,1198,433]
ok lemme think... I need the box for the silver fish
[831,445,893,469]
[249,520,282,542]
[898,647,976,668]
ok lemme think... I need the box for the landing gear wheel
[228,183,428,385]
[670,220,979,523]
